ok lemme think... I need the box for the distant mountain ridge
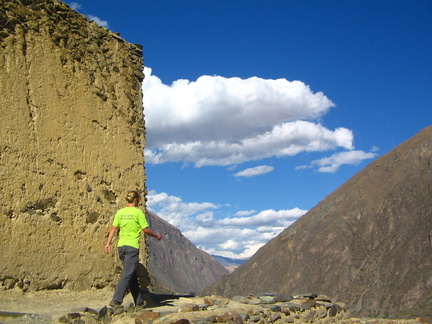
[212,255,247,272]
[203,126,432,322]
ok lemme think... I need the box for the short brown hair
[125,190,140,203]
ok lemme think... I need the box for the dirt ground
[0,287,136,323]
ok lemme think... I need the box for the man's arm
[105,225,118,254]
[143,228,162,240]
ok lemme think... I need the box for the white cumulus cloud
[146,191,219,227]
[145,121,353,167]
[147,190,307,259]
[142,67,357,167]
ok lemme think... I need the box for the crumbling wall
[0,0,146,291]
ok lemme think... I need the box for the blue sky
[68,1,431,259]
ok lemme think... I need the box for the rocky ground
[0,288,118,323]
[0,289,428,324]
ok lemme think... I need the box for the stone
[282,302,302,312]
[316,301,333,309]
[67,312,81,319]
[232,295,247,302]
[316,295,332,303]
[276,294,293,302]
[214,314,234,323]
[212,296,231,305]
[126,302,135,313]
[135,310,160,323]
[270,313,282,322]
[300,309,316,322]
[316,305,328,319]
[259,295,278,304]
[49,293,424,324]
[227,311,244,324]
[177,304,200,312]
[112,305,124,315]
[83,307,97,315]
[97,306,108,319]
[3,279,15,290]
[289,298,316,309]
[294,293,317,299]
[246,297,262,305]
[58,315,69,323]
[249,315,261,322]
[72,319,85,324]
[269,305,281,312]
[171,320,191,324]
[328,304,338,317]
[198,304,210,310]
[281,307,291,315]
[203,297,215,306]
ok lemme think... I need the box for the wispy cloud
[68,2,109,28]
[69,2,82,10]
[87,15,109,28]
[296,150,378,173]
[147,190,307,259]
[234,165,274,178]
[143,67,359,168]
[235,210,256,216]
[217,208,306,227]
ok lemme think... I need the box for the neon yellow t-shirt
[113,207,149,249]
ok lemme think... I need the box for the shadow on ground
[144,293,195,308]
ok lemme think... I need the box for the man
[105,190,162,307]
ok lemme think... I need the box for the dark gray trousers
[112,245,143,305]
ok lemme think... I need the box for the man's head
[125,190,140,204]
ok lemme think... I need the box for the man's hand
[105,225,118,254]
[143,228,162,240]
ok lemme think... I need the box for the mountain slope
[144,211,229,294]
[203,126,432,321]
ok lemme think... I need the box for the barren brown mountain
[203,126,432,321]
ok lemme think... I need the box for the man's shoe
[109,300,121,308]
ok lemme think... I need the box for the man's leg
[129,270,144,306]
[112,246,139,304]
